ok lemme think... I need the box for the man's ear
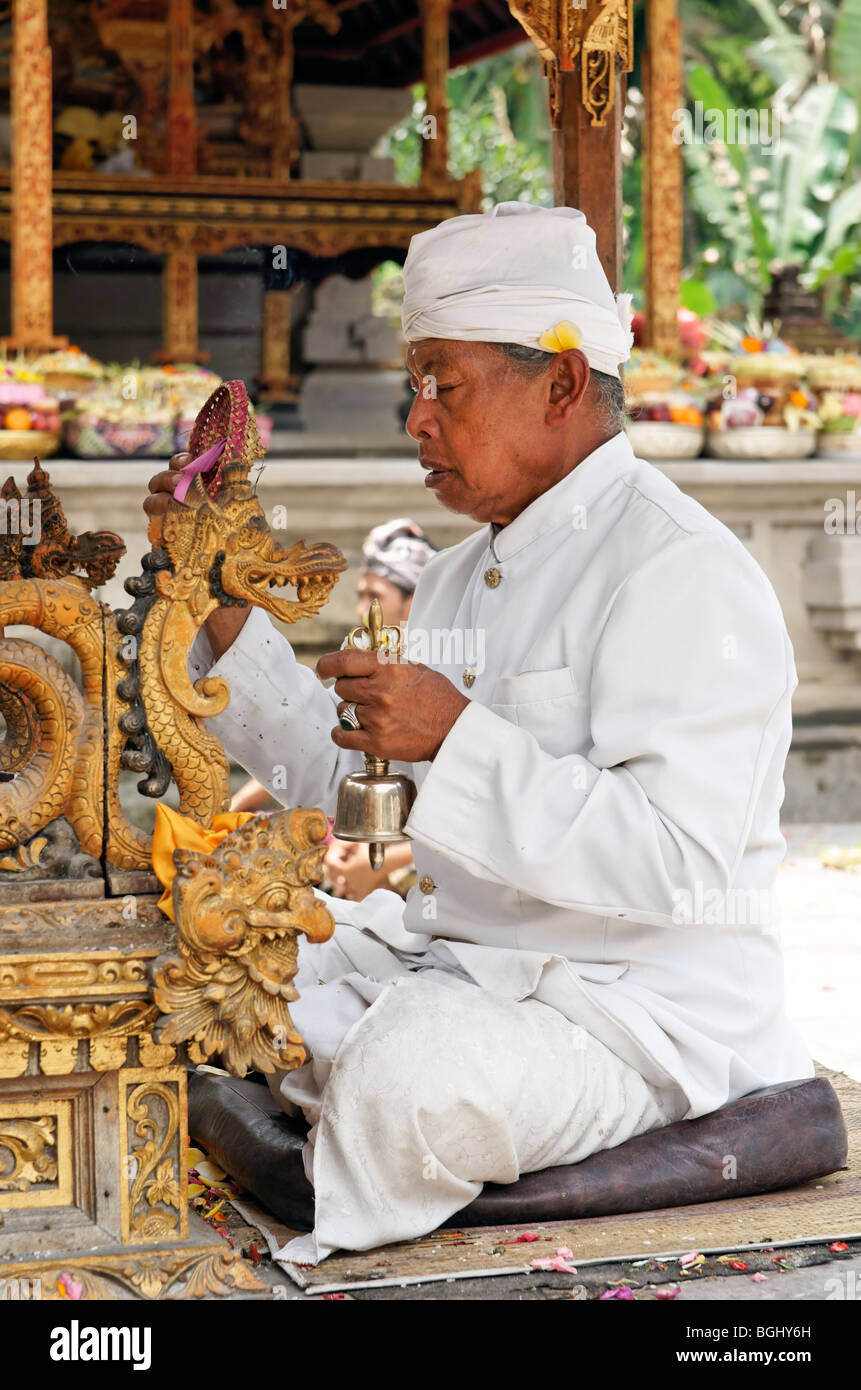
[546,349,590,425]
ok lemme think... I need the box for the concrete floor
[780,824,861,1081]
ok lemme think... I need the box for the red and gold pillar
[642,0,684,355]
[156,1,204,364]
[420,0,450,188]
[5,0,65,351]
[550,65,626,292]
[166,0,196,179]
[507,0,634,292]
[257,287,300,404]
[154,234,207,365]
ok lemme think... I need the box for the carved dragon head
[169,808,334,959]
[153,457,346,625]
[153,810,336,1075]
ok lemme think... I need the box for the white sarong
[271,891,688,1265]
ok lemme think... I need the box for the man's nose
[405,393,440,441]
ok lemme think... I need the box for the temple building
[0,0,858,816]
[0,0,859,1312]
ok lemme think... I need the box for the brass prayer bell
[332,598,417,871]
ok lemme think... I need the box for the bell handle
[367,596,383,650]
[345,598,402,656]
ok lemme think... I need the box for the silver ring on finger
[339,701,362,732]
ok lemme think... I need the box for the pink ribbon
[173,439,226,503]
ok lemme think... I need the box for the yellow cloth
[152,803,255,922]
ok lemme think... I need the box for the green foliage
[679,0,861,329]
[379,47,552,208]
[830,0,861,166]
[377,5,861,333]
[681,278,718,315]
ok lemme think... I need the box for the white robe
[190,431,812,1259]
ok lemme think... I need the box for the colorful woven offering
[176,379,265,502]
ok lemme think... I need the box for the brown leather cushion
[188,1072,847,1234]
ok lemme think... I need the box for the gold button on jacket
[462,668,476,688]
[484,567,502,588]
[419,875,436,895]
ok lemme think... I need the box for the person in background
[231,517,437,901]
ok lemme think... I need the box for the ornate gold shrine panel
[0,1060,191,1256]
[0,409,341,1291]
[117,1065,188,1246]
[0,1098,72,1210]
[0,175,482,260]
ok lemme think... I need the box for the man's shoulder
[618,454,731,544]
[615,454,763,575]
[613,455,786,623]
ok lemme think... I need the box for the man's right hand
[143,452,189,519]
[144,453,252,661]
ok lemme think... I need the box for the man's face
[355,571,412,626]
[405,339,588,526]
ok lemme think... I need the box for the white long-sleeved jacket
[191,432,813,1117]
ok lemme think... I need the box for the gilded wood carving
[508,0,633,127]
[0,452,345,869]
[117,446,345,829]
[0,399,343,1295]
[2,1246,265,1299]
[154,808,335,1075]
[0,999,159,1041]
[0,1116,57,1189]
[0,1098,73,1207]
[120,1067,187,1244]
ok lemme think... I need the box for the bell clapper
[332,598,418,871]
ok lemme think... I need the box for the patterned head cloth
[361,518,437,595]
[401,201,634,380]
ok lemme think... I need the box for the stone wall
[0,267,265,382]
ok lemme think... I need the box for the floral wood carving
[508,0,633,126]
[17,1248,266,1300]
[153,809,335,1076]
[0,1115,57,1190]
[124,1078,184,1243]
[0,1000,159,1041]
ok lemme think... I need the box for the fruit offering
[28,345,104,397]
[63,362,224,457]
[708,340,818,432]
[624,351,707,427]
[806,355,861,435]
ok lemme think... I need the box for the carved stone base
[0,1216,266,1299]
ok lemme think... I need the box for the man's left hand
[316,648,470,763]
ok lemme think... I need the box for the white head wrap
[361,517,437,595]
[402,202,633,380]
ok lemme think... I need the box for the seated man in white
[146,202,812,1264]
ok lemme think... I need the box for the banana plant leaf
[687,63,774,281]
[771,84,856,260]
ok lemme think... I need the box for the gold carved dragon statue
[0,381,345,1299]
[0,388,346,871]
[153,808,335,1075]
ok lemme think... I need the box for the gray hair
[490,342,625,436]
